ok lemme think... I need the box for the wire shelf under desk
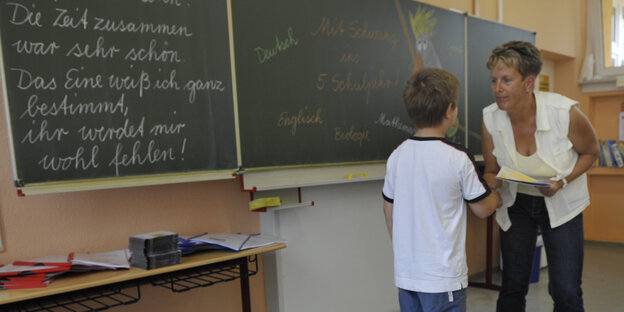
[1,281,141,312]
[149,255,258,293]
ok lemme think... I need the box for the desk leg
[239,257,251,312]
[469,215,501,291]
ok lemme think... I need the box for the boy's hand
[492,189,503,208]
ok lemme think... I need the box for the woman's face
[490,60,531,111]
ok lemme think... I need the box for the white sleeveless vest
[482,91,590,230]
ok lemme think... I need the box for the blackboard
[233,0,466,169]
[466,16,535,155]
[0,0,536,190]
[0,0,237,186]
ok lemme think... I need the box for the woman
[481,41,599,312]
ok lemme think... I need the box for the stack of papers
[179,233,287,254]
[68,249,131,272]
[129,231,180,270]
[496,166,552,187]
[0,264,69,289]
[5,249,131,289]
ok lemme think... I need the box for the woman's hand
[537,179,564,197]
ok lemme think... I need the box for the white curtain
[579,0,603,82]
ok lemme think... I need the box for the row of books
[598,140,624,167]
[0,249,130,290]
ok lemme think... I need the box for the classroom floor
[467,241,624,312]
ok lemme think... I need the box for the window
[611,1,624,66]
[593,0,624,77]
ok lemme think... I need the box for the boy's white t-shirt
[382,137,490,293]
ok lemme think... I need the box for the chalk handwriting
[53,7,89,29]
[12,40,60,56]
[5,2,42,27]
[141,0,184,6]
[39,146,99,171]
[254,27,299,64]
[316,69,399,104]
[65,36,120,59]
[374,113,416,134]
[93,17,193,37]
[183,79,224,104]
[11,68,57,90]
[108,140,176,176]
[277,107,323,135]
[20,93,128,119]
[149,122,186,136]
[2,1,228,179]
[310,17,345,37]
[21,120,69,144]
[348,19,399,51]
[108,70,151,98]
[77,117,145,142]
[311,17,400,50]
[64,67,104,90]
[153,69,181,90]
[334,126,370,146]
[339,53,359,64]
[125,39,182,63]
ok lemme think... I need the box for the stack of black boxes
[129,230,181,270]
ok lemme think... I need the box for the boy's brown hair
[403,68,459,128]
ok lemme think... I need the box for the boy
[382,68,501,312]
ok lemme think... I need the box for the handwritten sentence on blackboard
[5,1,227,177]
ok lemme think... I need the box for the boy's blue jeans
[398,288,466,312]
[497,193,584,312]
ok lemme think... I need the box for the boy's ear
[445,102,456,118]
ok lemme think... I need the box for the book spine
[617,142,624,165]
[611,142,624,167]
[600,140,612,167]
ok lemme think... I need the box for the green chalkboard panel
[0,0,237,185]
[233,0,466,169]
[466,16,535,155]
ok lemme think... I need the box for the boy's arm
[383,200,393,239]
[481,121,501,190]
[468,190,501,219]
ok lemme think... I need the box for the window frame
[594,0,624,76]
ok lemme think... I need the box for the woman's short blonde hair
[486,41,542,79]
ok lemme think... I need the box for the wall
[0,93,266,310]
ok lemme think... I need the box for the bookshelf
[580,90,624,243]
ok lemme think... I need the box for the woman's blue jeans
[496,193,584,312]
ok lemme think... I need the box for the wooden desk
[0,244,286,312]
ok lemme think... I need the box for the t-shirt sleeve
[462,154,491,203]
[382,154,395,203]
